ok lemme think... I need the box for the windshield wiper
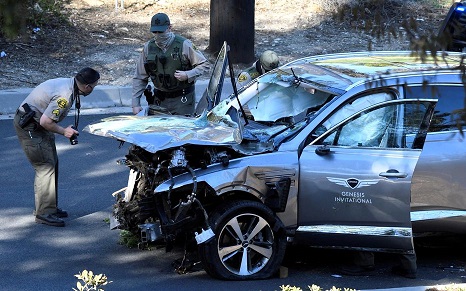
[290,68,301,87]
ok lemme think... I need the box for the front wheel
[198,200,287,280]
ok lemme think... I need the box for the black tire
[198,200,287,280]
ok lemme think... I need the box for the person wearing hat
[237,50,280,88]
[132,13,210,116]
[13,67,100,227]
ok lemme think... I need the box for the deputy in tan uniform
[237,50,280,88]
[13,67,100,227]
[132,13,210,116]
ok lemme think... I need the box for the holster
[18,103,36,129]
[144,85,160,105]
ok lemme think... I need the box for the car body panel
[297,145,419,251]
[410,130,466,233]
[155,151,299,227]
[412,131,466,211]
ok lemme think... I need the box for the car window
[311,91,394,138]
[318,101,432,149]
[322,92,393,130]
[406,85,466,132]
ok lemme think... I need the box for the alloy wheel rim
[217,213,274,276]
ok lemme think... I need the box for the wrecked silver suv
[85,45,466,280]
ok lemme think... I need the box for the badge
[57,98,68,109]
[327,177,379,189]
[238,73,248,82]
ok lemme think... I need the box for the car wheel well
[199,190,263,213]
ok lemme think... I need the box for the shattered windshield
[208,68,337,145]
[210,71,335,124]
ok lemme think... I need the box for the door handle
[379,169,407,178]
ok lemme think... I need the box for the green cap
[150,13,170,32]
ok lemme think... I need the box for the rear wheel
[198,200,287,280]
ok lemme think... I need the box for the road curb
[0,79,225,116]
[0,85,136,115]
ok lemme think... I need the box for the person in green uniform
[132,13,210,116]
[13,67,100,227]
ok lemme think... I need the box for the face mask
[153,31,175,48]
[80,90,91,96]
[78,84,96,96]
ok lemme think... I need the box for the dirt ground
[0,0,451,90]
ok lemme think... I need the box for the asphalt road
[1,114,465,291]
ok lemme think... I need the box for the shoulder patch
[56,98,68,109]
[52,109,60,117]
[238,73,249,82]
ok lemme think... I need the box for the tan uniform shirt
[132,37,210,107]
[20,77,75,123]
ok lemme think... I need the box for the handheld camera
[70,126,79,145]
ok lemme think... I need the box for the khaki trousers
[14,112,59,216]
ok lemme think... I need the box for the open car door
[297,98,436,254]
[195,41,229,114]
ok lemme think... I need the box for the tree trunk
[208,0,255,64]
[0,0,28,40]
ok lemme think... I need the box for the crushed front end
[111,143,242,249]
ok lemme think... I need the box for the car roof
[278,51,465,92]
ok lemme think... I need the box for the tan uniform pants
[14,111,59,216]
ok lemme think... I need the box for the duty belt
[155,85,195,99]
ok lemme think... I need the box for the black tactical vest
[144,35,193,91]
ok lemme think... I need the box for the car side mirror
[315,144,331,156]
